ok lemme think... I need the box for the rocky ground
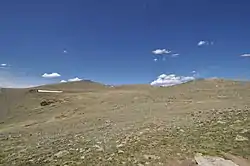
[0,79,250,165]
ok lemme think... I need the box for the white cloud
[198,41,208,46]
[0,63,11,69]
[60,80,67,83]
[150,74,195,87]
[59,77,83,83]
[191,70,200,77]
[152,49,171,55]
[197,40,213,46]
[171,53,179,57]
[240,54,250,57]
[42,72,61,78]
[68,77,82,82]
[153,58,158,62]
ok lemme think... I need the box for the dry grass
[0,79,250,165]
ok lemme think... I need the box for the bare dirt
[0,79,250,166]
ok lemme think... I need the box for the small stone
[80,156,85,159]
[93,144,104,152]
[195,153,238,166]
[85,148,91,153]
[116,144,124,148]
[234,120,242,123]
[118,150,124,154]
[105,120,111,123]
[235,135,249,141]
[107,157,112,161]
[143,154,160,160]
[145,128,150,131]
[240,129,248,134]
[217,121,226,124]
[179,129,185,132]
[138,164,144,166]
[54,150,69,158]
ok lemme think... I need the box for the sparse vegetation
[0,79,249,165]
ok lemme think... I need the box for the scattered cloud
[197,40,213,46]
[150,74,195,87]
[60,80,67,83]
[171,53,179,57]
[152,49,171,55]
[240,54,250,57]
[59,77,83,83]
[198,41,208,46]
[68,77,82,82]
[191,70,200,77]
[0,63,11,69]
[152,49,180,61]
[153,53,178,61]
[42,72,61,78]
[63,50,68,54]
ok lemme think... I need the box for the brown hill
[0,79,250,165]
[0,80,109,122]
[33,80,110,92]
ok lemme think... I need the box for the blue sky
[0,0,250,87]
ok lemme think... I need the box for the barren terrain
[0,79,250,165]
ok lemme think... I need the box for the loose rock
[195,153,238,166]
[54,150,69,158]
[240,129,248,134]
[118,150,124,154]
[143,154,160,160]
[93,144,104,152]
[235,135,249,141]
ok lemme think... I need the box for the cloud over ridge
[150,74,195,87]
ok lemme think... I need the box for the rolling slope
[0,79,250,165]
